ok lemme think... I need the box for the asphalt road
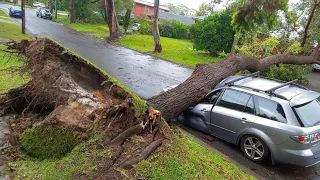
[0,4,193,99]
[2,3,320,180]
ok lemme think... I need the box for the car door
[183,89,223,133]
[209,89,256,144]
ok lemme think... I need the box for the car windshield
[42,9,50,13]
[294,98,320,127]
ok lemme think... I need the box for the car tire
[240,135,269,163]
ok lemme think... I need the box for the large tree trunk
[69,0,76,24]
[301,0,319,47]
[149,45,320,120]
[105,0,122,39]
[152,0,162,53]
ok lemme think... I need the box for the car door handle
[201,108,209,112]
[241,118,252,123]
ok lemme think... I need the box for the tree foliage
[232,0,288,32]
[237,37,312,82]
[190,10,235,56]
[196,0,222,16]
[162,3,195,17]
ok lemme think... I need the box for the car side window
[255,96,286,122]
[202,89,222,104]
[244,96,255,114]
[217,89,251,112]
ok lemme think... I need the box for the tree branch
[301,0,319,47]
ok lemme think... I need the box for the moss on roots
[20,126,78,159]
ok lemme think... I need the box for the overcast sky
[158,0,300,10]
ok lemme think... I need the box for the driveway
[0,3,192,99]
[2,3,320,180]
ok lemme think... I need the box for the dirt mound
[0,38,165,179]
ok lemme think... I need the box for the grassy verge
[135,130,254,179]
[118,34,226,68]
[10,133,111,179]
[0,21,30,41]
[0,9,8,17]
[52,15,109,33]
[0,46,28,94]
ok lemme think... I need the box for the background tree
[49,0,53,12]
[299,0,319,47]
[105,0,122,39]
[162,3,194,17]
[69,0,75,23]
[152,0,162,53]
[196,0,222,16]
[190,10,235,56]
[230,0,289,54]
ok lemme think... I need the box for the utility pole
[21,0,26,34]
[55,0,57,19]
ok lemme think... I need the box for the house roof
[135,0,170,11]
[149,12,194,26]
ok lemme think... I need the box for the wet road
[2,3,320,180]
[0,4,192,99]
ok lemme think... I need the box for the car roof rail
[265,79,298,95]
[225,71,260,86]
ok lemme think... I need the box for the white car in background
[33,2,46,8]
[313,64,320,71]
[132,23,140,32]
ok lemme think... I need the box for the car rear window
[294,99,320,127]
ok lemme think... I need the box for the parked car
[313,64,320,71]
[132,23,140,32]
[179,72,320,167]
[8,7,22,18]
[36,8,52,20]
[33,2,46,8]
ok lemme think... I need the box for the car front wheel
[240,135,269,163]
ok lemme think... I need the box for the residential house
[133,0,169,17]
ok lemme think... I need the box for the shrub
[159,19,189,39]
[139,22,152,35]
[190,10,235,56]
[21,126,78,159]
[133,15,150,24]
[261,64,313,83]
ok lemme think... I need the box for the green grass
[118,34,226,68]
[92,33,109,39]
[0,21,30,41]
[52,15,109,33]
[0,9,8,17]
[0,46,28,94]
[10,133,111,179]
[135,130,255,180]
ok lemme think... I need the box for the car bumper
[273,141,320,167]
[10,13,22,18]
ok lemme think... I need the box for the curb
[179,127,265,180]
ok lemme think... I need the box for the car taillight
[291,133,320,144]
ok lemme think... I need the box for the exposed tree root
[0,38,165,179]
[119,140,162,169]
[110,123,144,145]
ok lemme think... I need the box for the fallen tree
[149,45,320,120]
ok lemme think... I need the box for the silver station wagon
[181,72,320,167]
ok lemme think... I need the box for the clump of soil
[0,38,166,179]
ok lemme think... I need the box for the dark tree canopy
[190,10,235,56]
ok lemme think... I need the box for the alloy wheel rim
[244,137,264,160]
